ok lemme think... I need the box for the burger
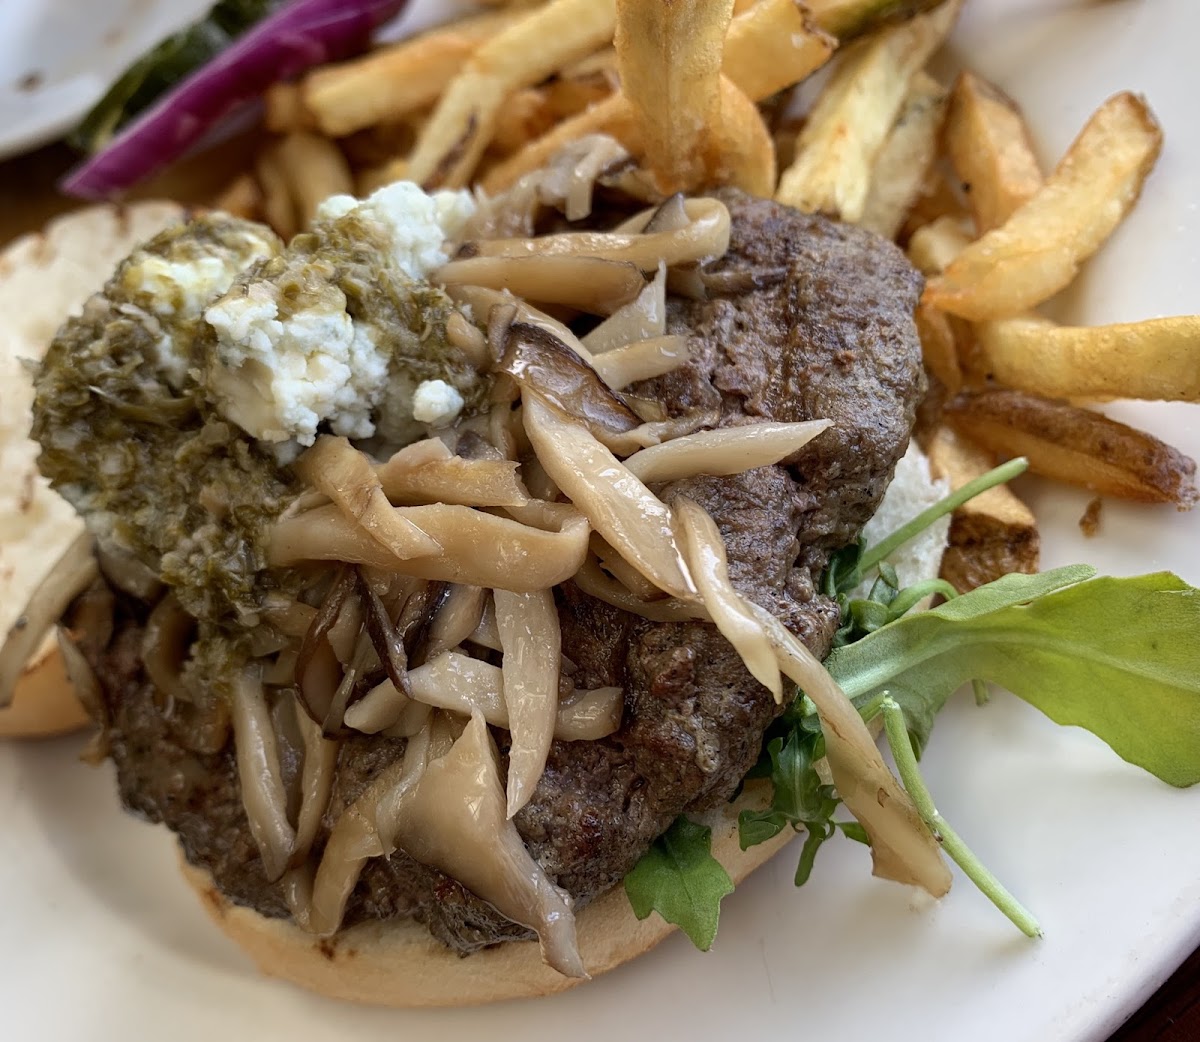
[19,136,953,1004]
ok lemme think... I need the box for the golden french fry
[615,0,734,194]
[776,0,960,221]
[301,11,520,138]
[901,166,971,240]
[807,0,946,39]
[491,88,558,156]
[925,92,1163,321]
[943,390,1197,506]
[859,71,948,239]
[211,173,262,221]
[976,314,1200,403]
[357,157,409,197]
[944,70,1044,232]
[407,0,619,189]
[263,82,312,133]
[720,0,836,104]
[482,0,834,194]
[914,301,962,394]
[708,76,777,196]
[926,426,1039,593]
[274,132,354,227]
[255,144,298,241]
[545,64,617,120]
[906,213,972,275]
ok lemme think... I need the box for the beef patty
[88,191,926,953]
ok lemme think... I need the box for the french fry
[914,301,962,394]
[357,157,409,197]
[926,426,1039,593]
[925,92,1163,321]
[859,71,948,239]
[976,314,1200,403]
[615,0,734,194]
[255,144,298,241]
[775,0,960,221]
[263,83,313,134]
[906,213,972,275]
[492,88,558,156]
[902,166,971,240]
[211,173,262,221]
[406,0,619,189]
[482,0,835,194]
[943,390,1198,506]
[807,0,946,40]
[720,0,836,105]
[301,11,520,138]
[274,132,354,227]
[944,70,1043,232]
[709,77,778,197]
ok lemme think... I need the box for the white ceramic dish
[1,1,1198,1040]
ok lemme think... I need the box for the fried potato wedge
[976,314,1200,403]
[807,0,947,40]
[615,0,734,194]
[906,213,972,275]
[914,301,962,394]
[927,426,1039,593]
[775,0,960,222]
[944,70,1043,232]
[263,83,312,134]
[943,390,1198,506]
[859,71,948,239]
[925,92,1163,320]
[301,11,519,138]
[721,0,836,104]
[709,77,778,197]
[407,0,618,188]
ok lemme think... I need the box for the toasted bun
[181,781,793,1007]
[0,202,185,739]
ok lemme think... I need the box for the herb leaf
[624,816,734,951]
[827,567,1200,787]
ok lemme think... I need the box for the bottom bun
[181,780,794,1007]
[0,640,87,739]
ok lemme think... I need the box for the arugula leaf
[624,816,734,950]
[827,567,1200,787]
[737,731,841,884]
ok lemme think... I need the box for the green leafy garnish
[624,817,734,951]
[827,567,1200,786]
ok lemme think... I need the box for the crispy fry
[254,144,298,241]
[943,390,1198,506]
[263,83,313,134]
[492,88,559,156]
[906,213,972,275]
[301,11,520,137]
[807,0,947,39]
[615,0,734,194]
[707,77,777,196]
[926,426,1039,593]
[407,0,619,189]
[914,301,962,394]
[544,66,617,120]
[775,0,960,221]
[357,157,409,197]
[720,0,836,104]
[902,166,971,240]
[212,173,262,221]
[976,314,1200,403]
[925,92,1163,320]
[944,70,1043,232]
[274,132,354,228]
[859,71,948,239]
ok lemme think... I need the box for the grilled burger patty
[87,191,926,953]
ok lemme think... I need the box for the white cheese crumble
[205,283,388,445]
[316,180,476,280]
[411,379,465,427]
[206,182,477,447]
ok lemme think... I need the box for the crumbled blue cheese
[205,182,478,447]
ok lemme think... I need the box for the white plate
[0,0,212,160]
[2,1,1198,1040]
